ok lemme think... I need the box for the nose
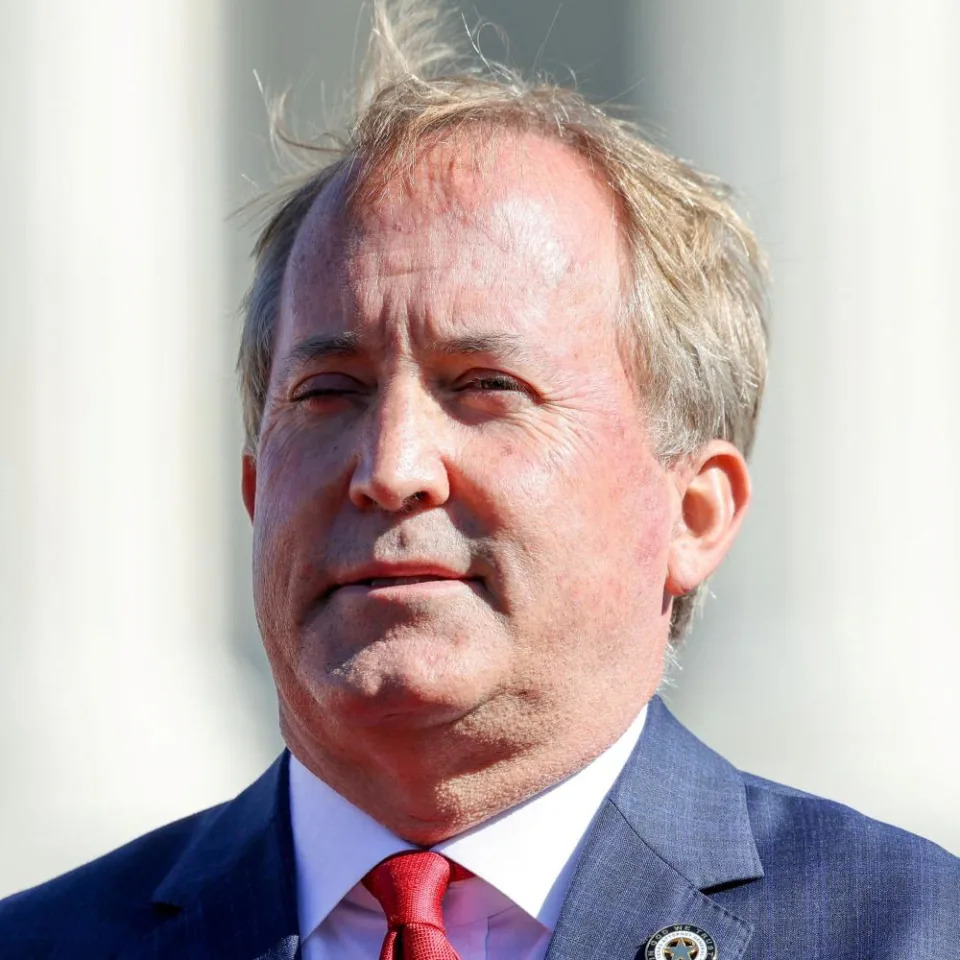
[348,377,451,512]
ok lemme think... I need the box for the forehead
[280,132,624,342]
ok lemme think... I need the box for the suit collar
[120,753,301,960]
[610,694,763,890]
[545,696,763,960]
[150,753,292,908]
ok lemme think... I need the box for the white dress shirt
[290,705,647,960]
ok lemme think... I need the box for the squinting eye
[291,374,363,402]
[464,375,522,391]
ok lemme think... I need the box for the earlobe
[241,452,257,522]
[665,441,751,597]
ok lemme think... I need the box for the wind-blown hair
[238,0,769,642]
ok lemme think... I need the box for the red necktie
[362,851,470,960]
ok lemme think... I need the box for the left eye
[462,375,522,392]
[292,374,363,402]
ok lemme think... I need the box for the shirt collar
[289,705,647,940]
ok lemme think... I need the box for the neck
[283,695,650,845]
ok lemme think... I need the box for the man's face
[247,135,680,783]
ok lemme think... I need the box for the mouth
[328,572,483,601]
[349,575,458,588]
[319,558,486,604]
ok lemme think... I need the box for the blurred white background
[1,0,957,897]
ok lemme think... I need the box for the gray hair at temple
[237,0,769,642]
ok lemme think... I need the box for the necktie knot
[362,851,471,959]
[363,851,451,930]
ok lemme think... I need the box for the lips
[325,563,475,597]
[330,574,477,600]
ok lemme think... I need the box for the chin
[308,656,486,731]
[303,618,505,708]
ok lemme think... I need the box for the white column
[0,1,269,896]
[632,1,959,852]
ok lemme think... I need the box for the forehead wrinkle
[339,204,575,312]
[283,131,625,372]
[345,142,600,290]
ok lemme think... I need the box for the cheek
[461,422,673,582]
[256,422,344,523]
[623,463,675,565]
[251,430,341,613]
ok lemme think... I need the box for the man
[2,2,957,958]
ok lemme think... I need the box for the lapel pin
[645,925,717,960]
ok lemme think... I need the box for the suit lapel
[546,697,763,960]
[118,753,301,960]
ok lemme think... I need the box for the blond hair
[238,0,769,641]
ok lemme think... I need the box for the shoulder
[0,802,224,959]
[740,770,959,918]
[638,698,958,944]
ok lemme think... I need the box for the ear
[665,440,751,597]
[241,451,257,522]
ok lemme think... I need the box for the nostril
[400,492,427,513]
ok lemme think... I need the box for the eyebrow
[433,333,533,362]
[278,332,365,383]
[278,330,538,382]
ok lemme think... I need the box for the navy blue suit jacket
[2,697,957,959]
